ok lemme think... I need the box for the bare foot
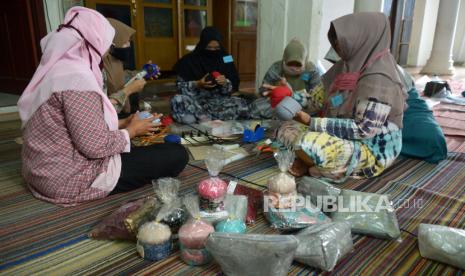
[289,158,309,177]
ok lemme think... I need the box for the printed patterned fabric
[22,91,128,205]
[171,76,271,123]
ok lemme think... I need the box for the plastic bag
[297,176,341,211]
[233,184,263,225]
[294,222,353,271]
[215,195,248,233]
[331,190,400,239]
[153,178,187,235]
[418,223,465,270]
[206,233,299,276]
[198,148,229,222]
[267,150,296,195]
[265,201,331,231]
[178,195,215,265]
[88,197,147,240]
[136,203,175,261]
[124,197,160,235]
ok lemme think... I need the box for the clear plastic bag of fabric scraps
[331,189,401,239]
[418,224,465,270]
[215,195,248,233]
[264,197,331,231]
[153,178,187,235]
[136,202,177,261]
[88,197,147,240]
[233,184,264,225]
[297,176,341,211]
[294,221,353,271]
[206,233,299,276]
[198,148,229,221]
[267,150,296,199]
[124,196,161,235]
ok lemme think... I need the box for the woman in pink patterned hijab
[19,7,188,206]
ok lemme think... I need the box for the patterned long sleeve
[309,99,392,140]
[62,91,129,159]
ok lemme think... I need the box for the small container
[136,222,172,261]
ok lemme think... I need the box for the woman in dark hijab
[171,27,258,124]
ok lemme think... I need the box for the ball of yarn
[198,177,228,200]
[215,219,247,234]
[270,86,292,108]
[137,222,171,245]
[164,134,181,144]
[178,219,214,249]
[267,173,296,194]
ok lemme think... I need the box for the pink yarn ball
[198,177,228,200]
[178,219,214,249]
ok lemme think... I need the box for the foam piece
[206,233,299,276]
[418,224,465,269]
[275,96,302,121]
[294,222,353,271]
[331,190,401,239]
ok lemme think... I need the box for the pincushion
[270,86,292,108]
[178,219,214,249]
[136,221,172,261]
[198,177,228,200]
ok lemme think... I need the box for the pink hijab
[18,7,117,130]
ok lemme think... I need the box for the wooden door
[179,0,212,56]
[230,0,257,81]
[0,0,46,94]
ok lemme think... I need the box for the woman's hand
[215,74,227,86]
[123,79,146,96]
[294,111,311,125]
[125,112,158,138]
[261,78,287,96]
[196,74,216,89]
[118,114,134,129]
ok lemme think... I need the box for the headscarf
[281,38,312,91]
[173,27,240,91]
[17,7,117,130]
[321,12,406,127]
[103,18,136,113]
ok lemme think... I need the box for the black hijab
[173,27,240,91]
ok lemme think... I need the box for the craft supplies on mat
[136,202,177,262]
[124,197,161,235]
[153,178,187,236]
[331,190,401,239]
[131,125,169,146]
[294,222,353,271]
[88,197,147,240]
[418,224,465,270]
[215,195,248,234]
[206,233,299,276]
[178,195,214,266]
[198,149,228,215]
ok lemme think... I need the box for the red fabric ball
[270,86,292,108]
[161,115,173,126]
[211,71,221,79]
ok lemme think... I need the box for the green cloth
[401,88,447,163]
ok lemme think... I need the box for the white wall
[354,0,384,12]
[318,0,354,69]
[255,0,323,88]
[406,0,440,66]
[453,0,465,64]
